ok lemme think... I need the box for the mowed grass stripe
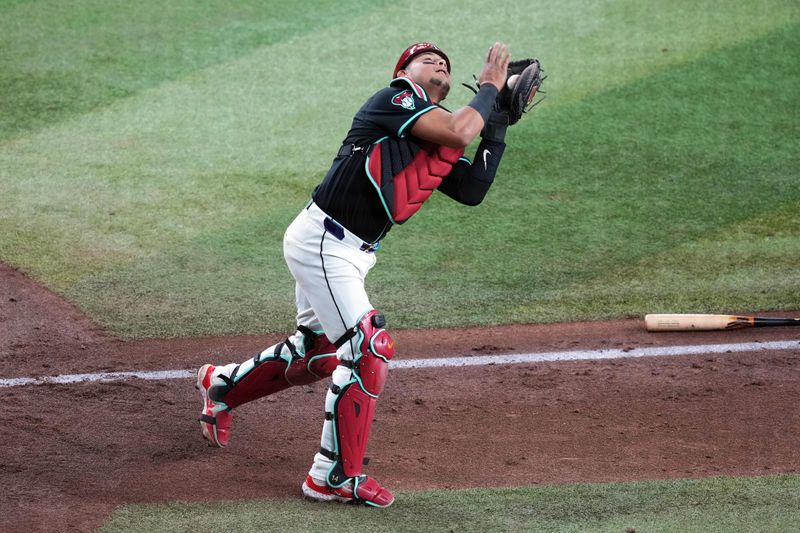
[370,24,800,328]
[566,205,800,317]
[0,0,394,141]
[2,0,796,145]
[0,3,798,337]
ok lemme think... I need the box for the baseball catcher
[196,41,544,508]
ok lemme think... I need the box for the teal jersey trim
[364,136,396,224]
[397,105,436,138]
[458,156,472,164]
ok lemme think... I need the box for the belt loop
[360,241,381,253]
[323,217,345,240]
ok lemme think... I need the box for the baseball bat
[645,313,800,332]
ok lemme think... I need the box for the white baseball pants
[284,202,379,482]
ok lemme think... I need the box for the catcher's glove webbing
[463,57,546,126]
[501,58,545,125]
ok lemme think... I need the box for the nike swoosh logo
[482,149,491,170]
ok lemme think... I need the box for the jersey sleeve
[437,138,505,206]
[362,78,439,138]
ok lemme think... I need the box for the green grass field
[100,475,800,532]
[2,0,799,529]
[2,0,798,338]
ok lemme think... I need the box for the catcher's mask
[393,42,450,78]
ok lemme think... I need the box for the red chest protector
[365,137,464,224]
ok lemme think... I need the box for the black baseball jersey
[313,78,505,244]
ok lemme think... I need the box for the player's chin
[429,77,451,98]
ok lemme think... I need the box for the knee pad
[325,310,394,485]
[334,310,395,394]
[285,326,338,385]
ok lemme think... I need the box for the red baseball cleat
[302,475,354,504]
[196,364,232,448]
[301,474,394,508]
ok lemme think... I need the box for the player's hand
[477,42,511,92]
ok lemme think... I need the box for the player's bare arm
[409,42,510,148]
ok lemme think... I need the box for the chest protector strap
[366,137,464,224]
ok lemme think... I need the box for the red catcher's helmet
[393,42,451,78]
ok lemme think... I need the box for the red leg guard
[334,386,378,479]
[215,329,338,409]
[220,356,293,409]
[327,311,394,486]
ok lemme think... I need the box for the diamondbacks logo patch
[391,90,415,110]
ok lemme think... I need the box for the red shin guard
[327,311,394,486]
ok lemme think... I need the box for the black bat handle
[753,317,800,327]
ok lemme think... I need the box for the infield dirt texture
[2,263,799,531]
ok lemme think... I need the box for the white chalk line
[1,339,797,389]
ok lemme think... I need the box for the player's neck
[426,86,446,104]
[408,76,447,104]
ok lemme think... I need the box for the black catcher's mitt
[499,58,544,125]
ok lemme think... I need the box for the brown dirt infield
[1,262,798,532]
